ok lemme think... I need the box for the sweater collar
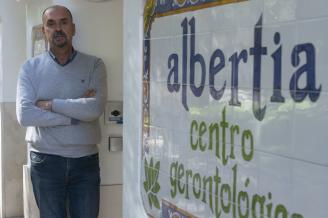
[48,48,77,66]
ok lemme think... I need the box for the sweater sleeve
[51,58,108,122]
[16,66,72,127]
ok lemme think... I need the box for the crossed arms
[16,59,107,127]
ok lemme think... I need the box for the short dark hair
[42,5,73,22]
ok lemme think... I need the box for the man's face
[42,7,75,49]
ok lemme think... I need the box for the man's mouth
[53,35,67,44]
[53,31,66,39]
[54,36,65,40]
[54,34,65,38]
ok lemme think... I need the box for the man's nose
[54,23,62,31]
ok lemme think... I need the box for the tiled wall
[1,103,27,217]
[0,1,27,217]
[133,0,328,217]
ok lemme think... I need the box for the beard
[51,31,68,48]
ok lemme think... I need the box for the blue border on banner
[155,0,233,14]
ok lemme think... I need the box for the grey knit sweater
[16,51,107,158]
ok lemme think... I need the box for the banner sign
[141,0,328,217]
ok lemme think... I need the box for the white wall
[123,0,148,217]
[0,0,26,102]
[0,14,2,101]
[24,1,124,217]
[53,0,123,101]
[49,2,124,188]
[26,0,52,59]
[0,1,27,217]
[0,0,27,216]
[24,0,124,183]
[26,0,123,102]
[0,13,2,216]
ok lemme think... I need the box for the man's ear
[42,26,45,35]
[41,26,47,42]
[73,23,76,36]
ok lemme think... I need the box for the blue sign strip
[155,0,227,14]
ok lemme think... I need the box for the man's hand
[83,89,96,98]
[35,89,95,111]
[36,100,52,111]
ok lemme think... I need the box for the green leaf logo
[143,157,161,209]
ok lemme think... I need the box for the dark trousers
[30,151,100,218]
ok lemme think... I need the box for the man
[16,5,107,218]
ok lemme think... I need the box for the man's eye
[47,22,55,27]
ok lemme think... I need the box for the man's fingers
[84,90,92,96]
[89,90,96,97]
[83,89,96,97]
[36,101,45,108]
[36,100,52,111]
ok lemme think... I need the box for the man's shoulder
[75,51,102,63]
[23,52,49,68]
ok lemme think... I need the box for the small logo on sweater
[81,79,85,83]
